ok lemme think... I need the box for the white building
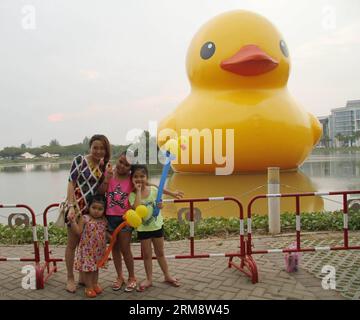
[40,152,60,158]
[318,100,360,147]
[21,152,36,159]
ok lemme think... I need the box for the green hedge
[1,210,360,245]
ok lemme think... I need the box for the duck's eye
[280,40,289,57]
[200,42,216,60]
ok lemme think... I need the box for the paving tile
[0,232,356,300]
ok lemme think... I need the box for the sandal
[164,277,181,287]
[124,278,137,292]
[94,284,103,294]
[136,281,152,292]
[112,277,125,291]
[85,288,97,298]
[66,280,76,293]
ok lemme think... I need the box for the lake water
[1,154,360,225]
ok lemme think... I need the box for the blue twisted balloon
[153,150,176,217]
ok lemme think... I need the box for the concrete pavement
[1,232,359,300]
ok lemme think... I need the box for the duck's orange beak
[220,45,278,76]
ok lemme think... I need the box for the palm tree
[335,133,344,147]
[353,131,360,147]
[320,134,331,148]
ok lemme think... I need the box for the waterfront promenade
[1,231,359,300]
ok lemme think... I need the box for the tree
[335,133,344,147]
[354,131,360,147]
[340,135,356,147]
[82,136,90,146]
[348,135,356,147]
[319,134,331,148]
[0,147,24,159]
[20,144,26,149]
[49,139,60,147]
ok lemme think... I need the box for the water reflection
[0,162,70,173]
[162,171,324,219]
[4,156,359,222]
[301,157,360,177]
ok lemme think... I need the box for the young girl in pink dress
[69,195,107,298]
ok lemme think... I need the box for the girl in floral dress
[69,195,108,298]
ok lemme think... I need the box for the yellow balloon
[135,205,148,218]
[123,210,131,220]
[126,210,142,228]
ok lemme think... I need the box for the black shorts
[106,215,133,233]
[137,227,164,240]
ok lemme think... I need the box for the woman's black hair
[130,164,149,178]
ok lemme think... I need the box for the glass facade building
[318,100,360,147]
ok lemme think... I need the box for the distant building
[317,116,331,147]
[318,100,360,147]
[20,152,36,159]
[40,152,60,158]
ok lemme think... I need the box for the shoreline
[0,158,73,168]
[0,158,165,172]
[0,159,72,168]
[2,148,360,166]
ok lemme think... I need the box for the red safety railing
[39,203,62,288]
[160,197,256,283]
[246,191,360,283]
[3,191,360,289]
[40,197,253,288]
[0,204,42,289]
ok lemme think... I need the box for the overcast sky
[0,0,359,149]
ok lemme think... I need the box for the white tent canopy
[21,152,36,159]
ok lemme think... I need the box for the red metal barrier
[0,204,42,289]
[246,191,360,284]
[39,203,62,288]
[41,202,116,287]
[160,197,252,279]
[41,197,254,288]
[3,192,359,289]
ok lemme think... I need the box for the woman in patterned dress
[65,134,111,293]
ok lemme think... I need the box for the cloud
[47,113,64,122]
[128,93,186,112]
[293,22,360,61]
[80,69,99,80]
[46,105,118,122]
[44,94,185,127]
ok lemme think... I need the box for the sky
[0,0,359,149]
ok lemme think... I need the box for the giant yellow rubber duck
[158,10,322,173]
